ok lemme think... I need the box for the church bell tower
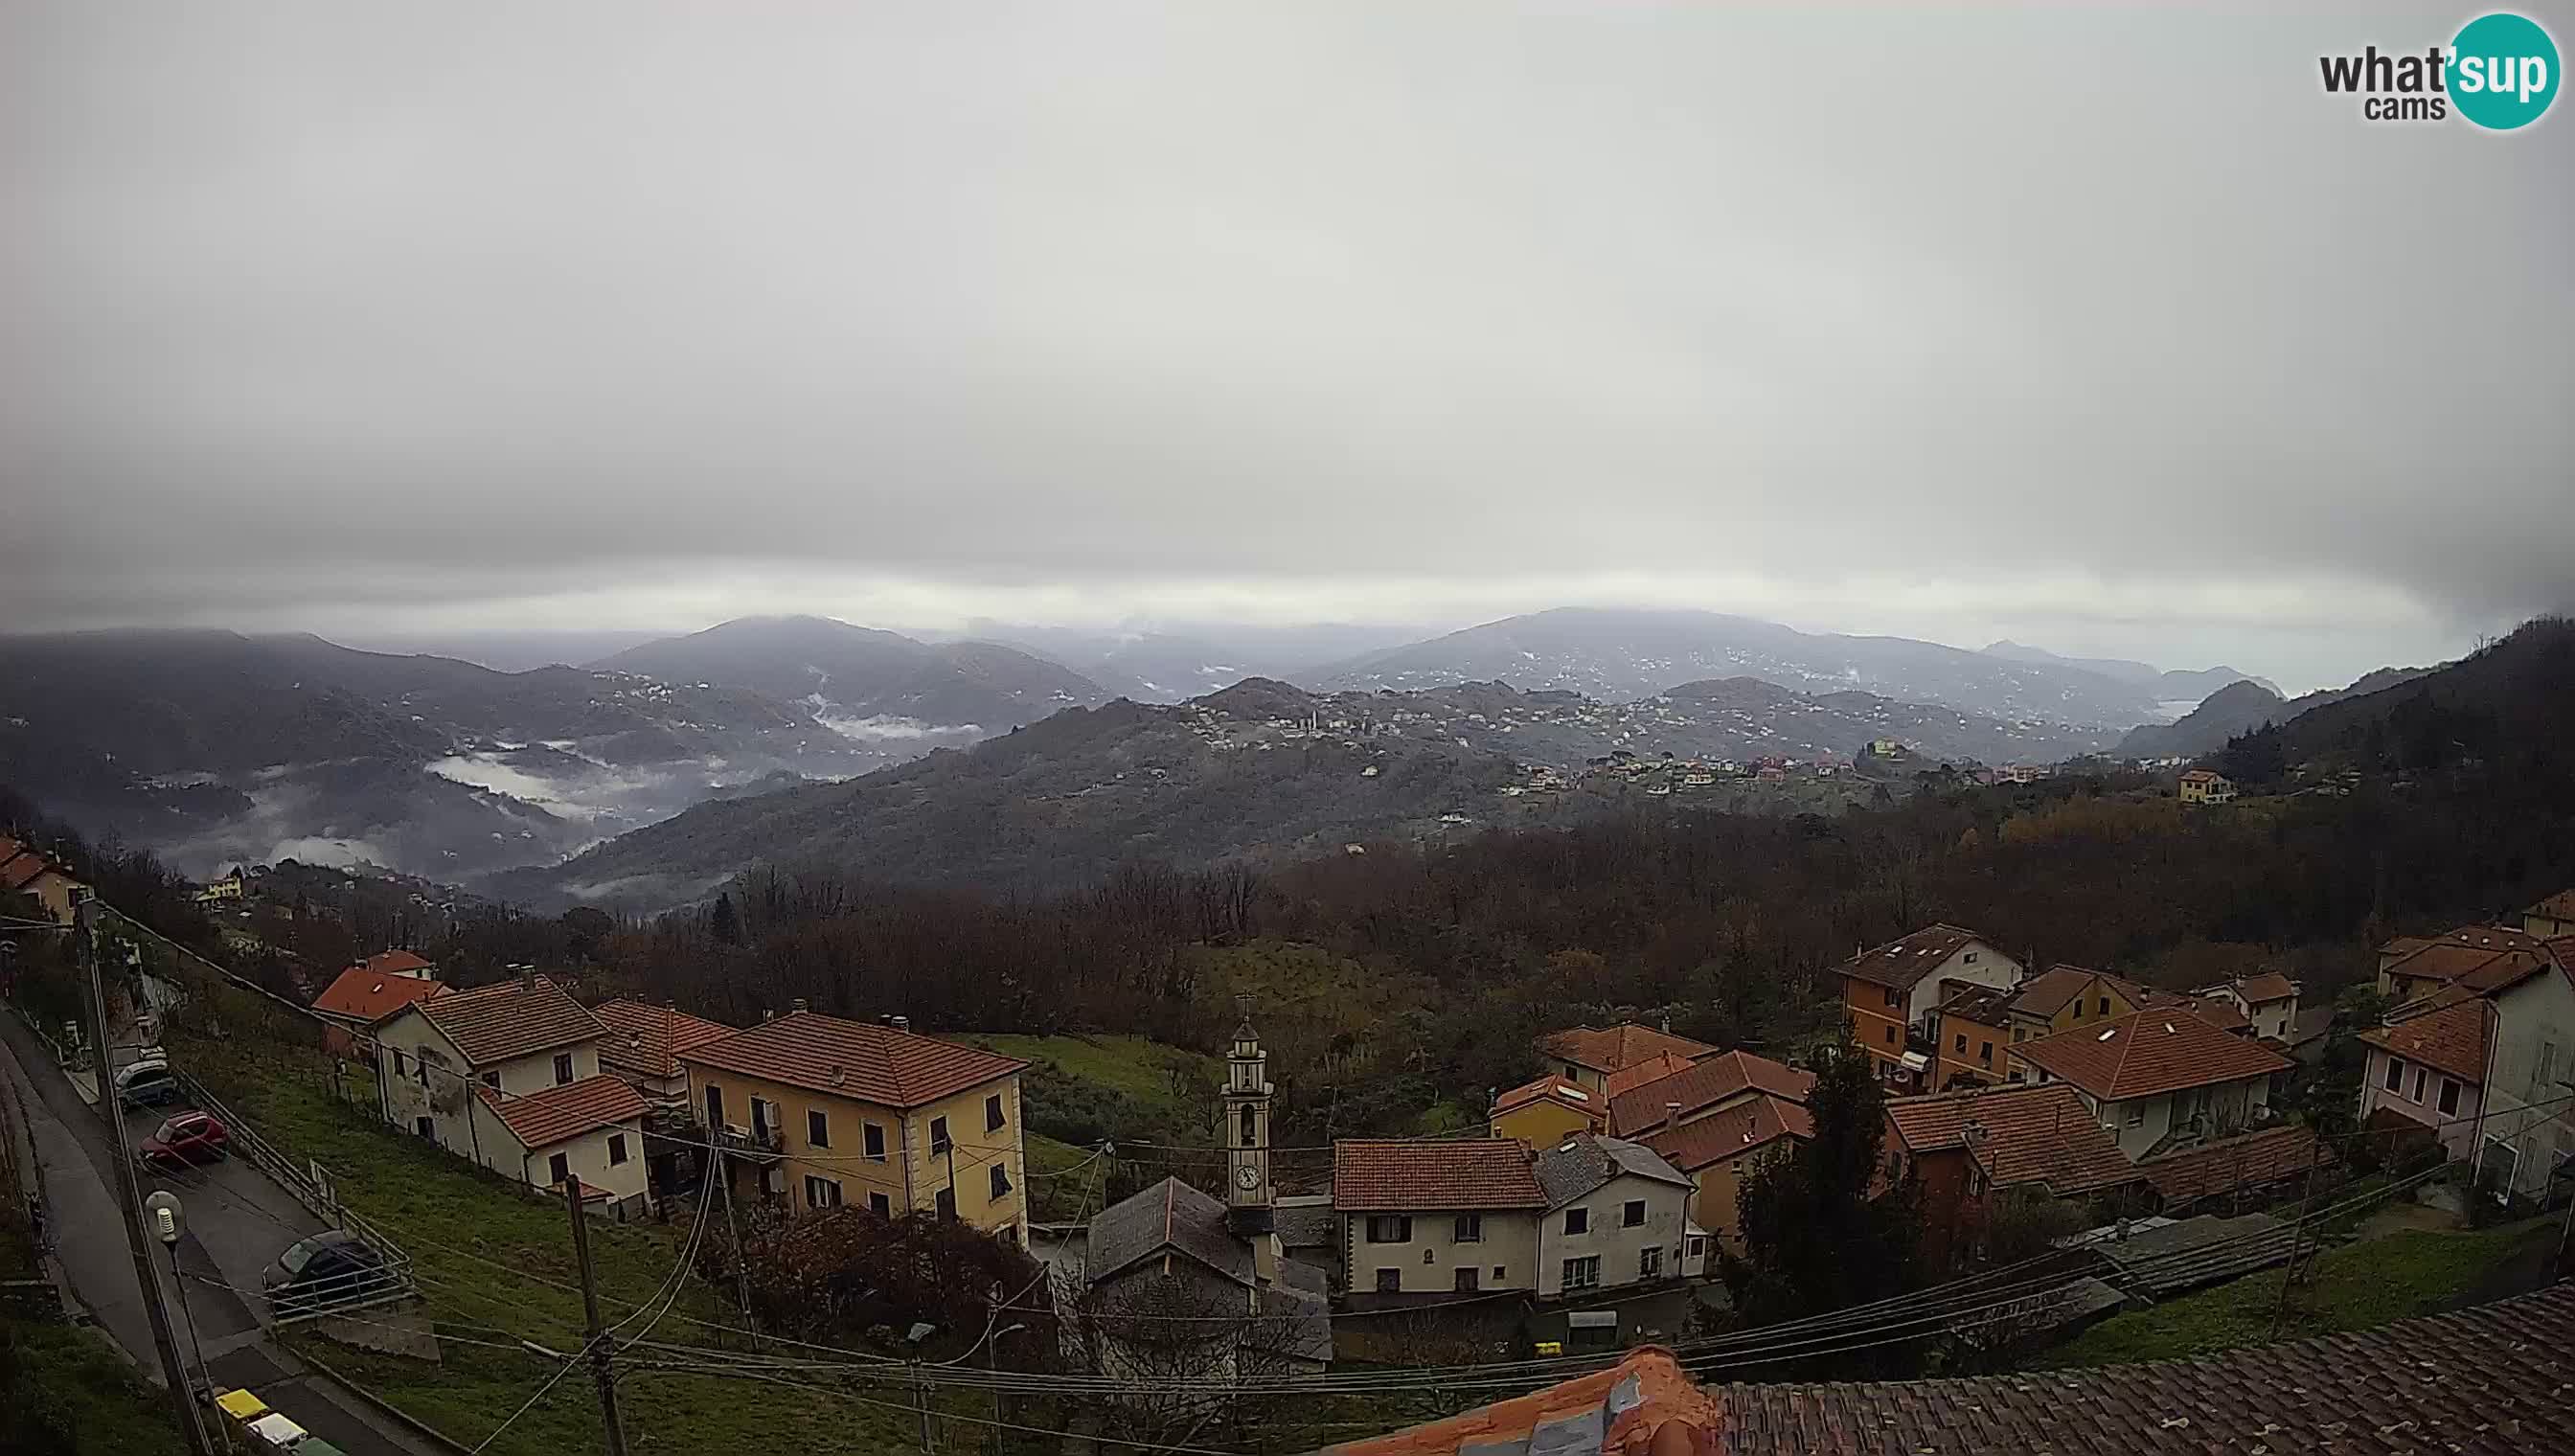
[1222,994,1274,1234]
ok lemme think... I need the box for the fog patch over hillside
[812,712,984,746]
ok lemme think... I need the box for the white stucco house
[2359,947,2575,1203]
[1530,1134,1701,1296]
[372,972,649,1214]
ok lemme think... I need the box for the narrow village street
[0,1011,445,1456]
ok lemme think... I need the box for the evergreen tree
[1719,1046,1920,1328]
[708,891,741,946]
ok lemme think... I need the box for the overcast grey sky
[4,3,2567,691]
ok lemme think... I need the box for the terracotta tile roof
[2018,1007,2292,1102]
[1326,1346,1715,1456]
[1638,1096,1811,1172]
[1836,923,1997,992]
[1607,1052,1813,1137]
[2136,1124,2336,1207]
[353,949,435,978]
[2378,933,2433,959]
[1605,1051,1698,1098]
[2006,964,2096,1019]
[592,999,738,1081]
[2382,924,2549,986]
[1933,982,2015,1027]
[476,1074,648,1149]
[1490,1075,1606,1123]
[1337,1286,2575,1454]
[2526,887,2575,920]
[2182,993,2250,1035]
[404,975,606,1066]
[2234,971,2297,1005]
[1539,1023,1717,1075]
[2177,767,2225,783]
[1332,1139,1545,1212]
[311,967,446,1024]
[2359,997,2489,1083]
[678,1011,1026,1108]
[0,849,59,892]
[1883,1084,2137,1198]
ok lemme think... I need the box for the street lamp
[142,1192,233,1455]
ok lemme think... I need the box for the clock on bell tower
[1222,994,1273,1233]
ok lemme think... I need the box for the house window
[480,1072,500,1090]
[1621,1199,1647,1228]
[1366,1216,1413,1243]
[1963,951,1978,964]
[1979,1041,1994,1065]
[553,1053,574,1086]
[1561,1256,1602,1290]
[864,1123,886,1161]
[1492,1265,1507,1281]
[930,1116,950,1154]
[1685,1236,1706,1260]
[2008,1070,2025,1083]
[2411,1068,2427,1103]
[989,1165,1011,1200]
[1883,1026,1898,1046]
[1562,1064,1581,1081]
[935,1188,956,1220]
[869,1192,892,1217]
[2383,1057,2403,1092]
[988,1094,1007,1133]
[1376,1268,1401,1293]
[1969,1169,1987,1198]
[1563,1208,1589,1235]
[392,1051,407,1076]
[705,1084,725,1126]
[548,1152,571,1186]
[2439,1079,2461,1116]
[1453,1267,1479,1292]
[1639,1246,1662,1279]
[2126,1104,2145,1127]
[2540,1040,2560,1090]
[1953,1034,1968,1055]
[608,1134,628,1166]
[1883,989,1900,1009]
[1453,1214,1483,1243]
[808,1109,830,1149]
[805,1176,842,1209]
[2096,996,2109,1016]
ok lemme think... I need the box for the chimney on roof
[1664,1100,1682,1132]
[761,1008,774,1022]
[791,997,809,1013]
[516,963,535,992]
[890,1015,910,1034]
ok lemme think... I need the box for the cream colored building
[679,1009,1032,1243]
[1332,1139,1547,1299]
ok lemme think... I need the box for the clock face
[1235,1164,1263,1190]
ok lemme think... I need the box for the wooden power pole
[75,894,212,1455]
[562,1178,630,1456]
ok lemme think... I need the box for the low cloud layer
[4,3,2567,691]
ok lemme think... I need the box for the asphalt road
[0,1011,445,1456]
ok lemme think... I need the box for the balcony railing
[713,1122,783,1157]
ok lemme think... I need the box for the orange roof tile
[353,949,435,978]
[1332,1139,1545,1212]
[678,1010,1025,1108]
[593,999,738,1081]
[1837,924,2000,992]
[1490,1075,1606,1122]
[1605,1051,1699,1098]
[2359,997,2489,1083]
[2382,925,2550,986]
[1607,1051,1813,1137]
[401,974,606,1066]
[1639,1096,1811,1172]
[1326,1347,1713,1456]
[311,967,446,1024]
[2138,1124,2337,1207]
[2006,964,2097,1019]
[477,1074,648,1149]
[2018,1007,2292,1102]
[2235,971,2297,1005]
[1539,1023,1717,1075]
[1884,1084,2136,1197]
[2526,888,2575,921]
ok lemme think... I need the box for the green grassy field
[2040,1217,2557,1368]
[1,1317,191,1455]
[173,1032,930,1456]
[964,1033,1218,1110]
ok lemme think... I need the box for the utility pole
[561,1178,630,1456]
[716,1150,759,1344]
[76,894,213,1456]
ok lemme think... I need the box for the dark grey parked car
[260,1230,398,1318]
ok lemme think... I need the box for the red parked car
[139,1111,231,1170]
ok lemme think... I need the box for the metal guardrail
[169,1069,417,1324]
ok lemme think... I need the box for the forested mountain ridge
[594,615,1111,731]
[2118,665,2431,759]
[487,673,2109,910]
[1309,607,2209,728]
